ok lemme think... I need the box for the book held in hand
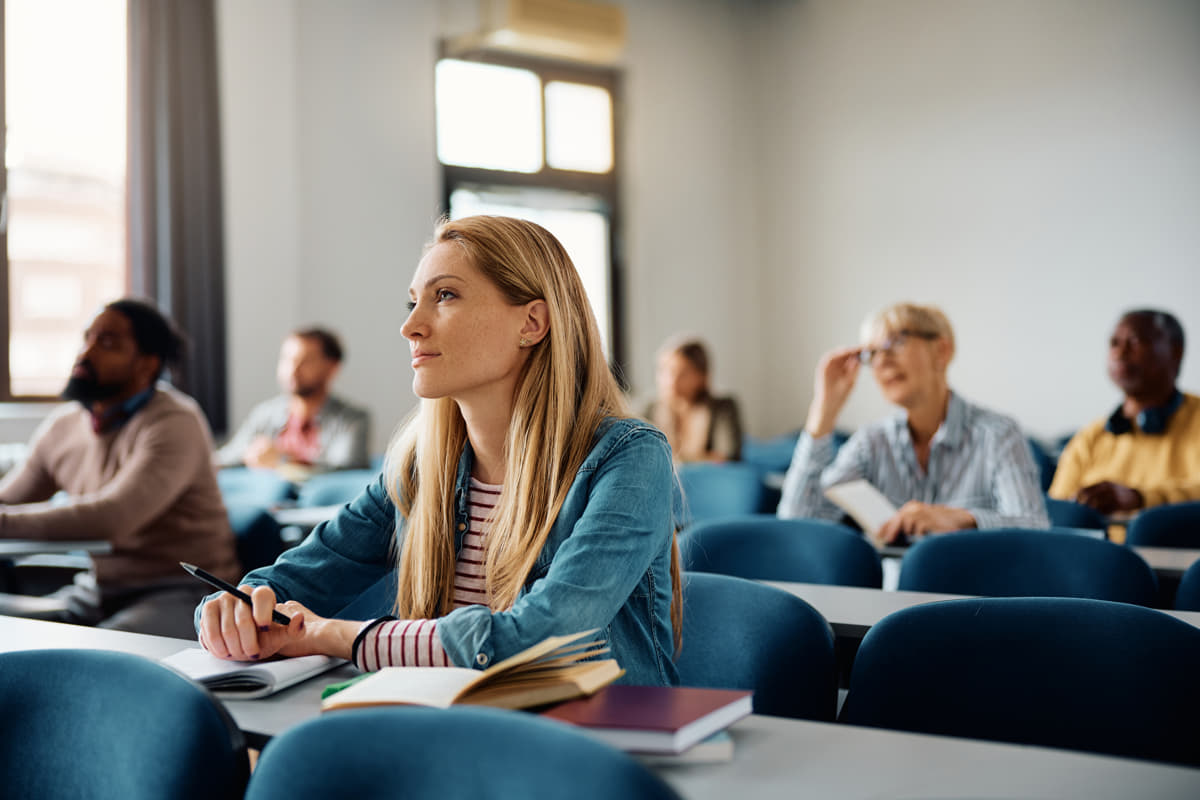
[321,629,621,712]
[540,685,752,755]
[161,648,345,699]
[823,478,897,543]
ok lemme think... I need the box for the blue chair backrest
[681,514,882,587]
[217,467,297,506]
[676,462,766,527]
[897,529,1158,605]
[675,572,837,720]
[1126,501,1200,548]
[840,597,1200,766]
[296,469,378,508]
[225,501,286,572]
[0,649,248,800]
[1176,558,1200,611]
[1044,497,1107,530]
[1026,437,1057,493]
[740,432,800,473]
[245,705,681,800]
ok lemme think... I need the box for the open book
[321,629,621,712]
[161,648,345,699]
[823,479,897,543]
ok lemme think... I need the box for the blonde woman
[645,337,743,462]
[198,216,682,686]
[778,303,1047,545]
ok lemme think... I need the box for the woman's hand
[805,346,862,438]
[198,585,358,662]
[874,502,976,545]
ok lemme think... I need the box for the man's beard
[61,370,124,404]
[292,381,324,399]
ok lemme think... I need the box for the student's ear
[932,337,953,372]
[519,299,550,347]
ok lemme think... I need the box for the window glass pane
[436,60,542,173]
[6,0,127,396]
[449,188,612,355]
[544,81,612,173]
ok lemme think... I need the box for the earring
[519,337,530,347]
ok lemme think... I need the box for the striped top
[777,392,1049,531]
[353,478,500,671]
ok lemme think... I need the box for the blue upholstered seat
[840,597,1200,766]
[1126,501,1200,548]
[681,514,882,587]
[897,528,1157,605]
[0,649,248,800]
[296,468,378,508]
[676,462,766,527]
[244,705,681,800]
[675,572,837,720]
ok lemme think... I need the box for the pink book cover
[540,685,752,753]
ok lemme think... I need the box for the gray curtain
[127,0,228,433]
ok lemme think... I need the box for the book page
[161,648,343,698]
[823,479,897,539]
[323,666,483,709]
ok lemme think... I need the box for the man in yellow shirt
[1050,309,1199,519]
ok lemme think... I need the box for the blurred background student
[645,336,743,463]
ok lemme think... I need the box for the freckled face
[400,243,531,407]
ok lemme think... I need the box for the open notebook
[161,648,345,699]
[824,479,897,544]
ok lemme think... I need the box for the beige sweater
[0,386,240,591]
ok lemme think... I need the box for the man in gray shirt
[216,328,370,474]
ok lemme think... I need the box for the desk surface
[767,580,1200,640]
[3,615,1198,798]
[0,539,111,557]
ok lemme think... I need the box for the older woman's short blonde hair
[860,302,955,358]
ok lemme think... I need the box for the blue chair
[0,649,248,799]
[1126,501,1200,548]
[740,432,800,473]
[897,529,1158,605]
[296,469,378,507]
[244,705,681,800]
[675,572,837,720]
[681,515,882,588]
[840,597,1200,766]
[676,462,766,527]
[1044,497,1107,531]
[217,467,297,506]
[225,501,287,572]
[1176,558,1200,611]
[1026,437,1057,493]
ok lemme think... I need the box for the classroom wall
[216,0,1200,451]
[754,0,1200,440]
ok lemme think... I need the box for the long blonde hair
[384,216,682,644]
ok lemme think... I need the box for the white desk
[767,581,1200,642]
[0,540,111,557]
[3,615,1199,798]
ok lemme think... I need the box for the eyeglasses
[858,330,940,365]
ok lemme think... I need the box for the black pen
[180,562,293,626]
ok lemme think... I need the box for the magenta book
[541,685,752,754]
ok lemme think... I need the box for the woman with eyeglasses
[777,302,1047,545]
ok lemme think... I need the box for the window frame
[436,47,628,383]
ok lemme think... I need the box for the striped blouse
[353,478,499,670]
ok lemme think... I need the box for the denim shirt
[198,416,679,686]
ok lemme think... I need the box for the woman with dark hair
[645,336,743,462]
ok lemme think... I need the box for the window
[435,52,623,372]
[2,0,128,400]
